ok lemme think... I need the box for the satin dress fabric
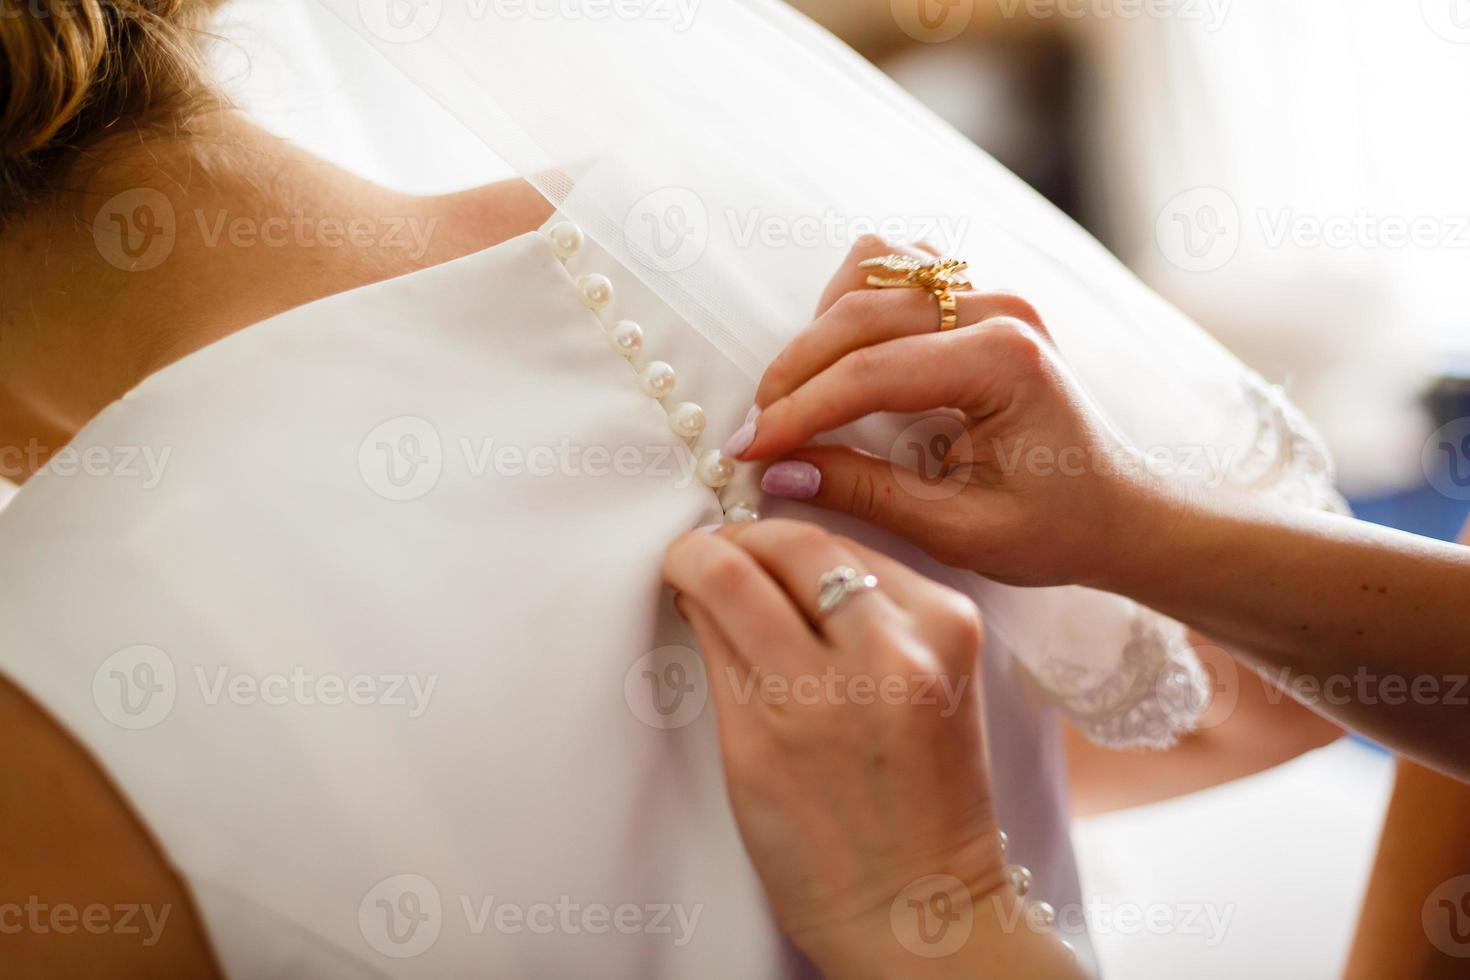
[0,224,1092,977]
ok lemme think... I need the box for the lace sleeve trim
[1033,611,1209,749]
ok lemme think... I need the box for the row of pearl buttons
[548,221,757,522]
[998,832,1064,945]
[553,221,1063,945]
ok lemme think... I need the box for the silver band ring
[816,565,880,617]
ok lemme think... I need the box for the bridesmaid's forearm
[1103,491,1470,777]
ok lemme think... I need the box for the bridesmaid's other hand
[663,520,1082,978]
[727,237,1161,589]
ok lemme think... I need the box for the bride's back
[0,6,557,973]
[0,192,834,977]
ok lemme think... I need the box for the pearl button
[577,274,613,310]
[1004,865,1032,898]
[638,361,676,399]
[547,221,583,259]
[607,320,643,357]
[725,501,759,524]
[669,402,706,439]
[1027,901,1057,930]
[697,450,734,488]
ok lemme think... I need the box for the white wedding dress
[0,1,1346,976]
[0,219,1090,976]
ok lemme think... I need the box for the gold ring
[936,289,958,331]
[858,254,971,332]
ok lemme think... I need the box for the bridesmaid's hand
[662,520,1081,979]
[722,237,1159,589]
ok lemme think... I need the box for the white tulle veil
[211,0,1345,746]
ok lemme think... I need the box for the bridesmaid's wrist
[793,836,1009,980]
[809,881,1087,980]
[1089,468,1202,597]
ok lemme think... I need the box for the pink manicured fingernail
[694,523,723,534]
[761,461,820,499]
[722,408,760,459]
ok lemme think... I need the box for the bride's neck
[0,110,549,481]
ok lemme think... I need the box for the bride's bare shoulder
[426,177,555,260]
[0,677,221,976]
[0,120,555,469]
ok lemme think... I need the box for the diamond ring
[816,565,881,617]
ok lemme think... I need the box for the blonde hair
[1,0,217,218]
